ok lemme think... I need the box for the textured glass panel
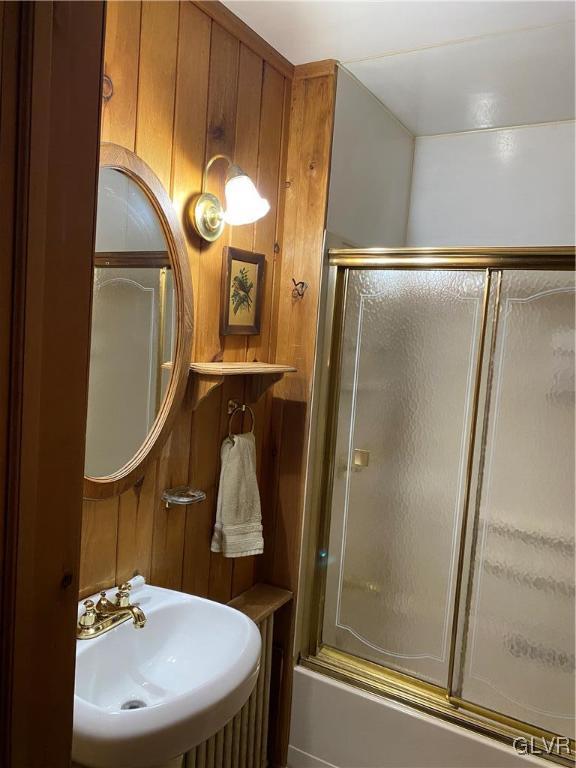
[95,167,166,252]
[86,167,175,479]
[462,271,575,737]
[323,270,485,685]
[85,266,171,477]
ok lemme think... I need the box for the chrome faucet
[77,582,146,639]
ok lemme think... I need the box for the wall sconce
[191,154,270,242]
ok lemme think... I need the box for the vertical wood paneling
[80,3,294,619]
[80,498,119,595]
[116,489,140,586]
[207,379,241,602]
[256,79,292,591]
[190,21,240,601]
[168,2,212,597]
[116,462,156,584]
[150,382,195,589]
[196,22,240,364]
[182,387,221,598]
[220,44,264,595]
[248,64,285,367]
[266,66,338,768]
[182,484,217,598]
[278,76,336,545]
[233,63,286,597]
[224,44,263,362]
[100,1,141,149]
[231,46,262,252]
[272,83,336,586]
[136,1,179,189]
[145,0,198,582]
[268,78,293,369]
[172,2,211,347]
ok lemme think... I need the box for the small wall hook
[292,278,308,299]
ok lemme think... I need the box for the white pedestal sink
[73,582,261,768]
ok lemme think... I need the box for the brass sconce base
[191,192,225,242]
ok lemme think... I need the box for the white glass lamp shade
[223,165,270,226]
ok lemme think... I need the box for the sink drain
[121,699,147,711]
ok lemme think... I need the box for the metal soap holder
[161,486,207,509]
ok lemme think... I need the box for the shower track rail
[301,246,576,767]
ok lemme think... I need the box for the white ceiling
[349,22,575,134]
[223,1,576,135]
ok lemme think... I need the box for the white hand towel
[211,431,263,558]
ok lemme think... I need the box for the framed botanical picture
[220,247,265,335]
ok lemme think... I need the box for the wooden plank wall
[79,0,293,604]
[263,61,339,766]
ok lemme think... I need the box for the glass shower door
[323,269,487,686]
[459,270,575,738]
[318,259,575,750]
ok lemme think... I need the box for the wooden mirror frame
[83,143,193,500]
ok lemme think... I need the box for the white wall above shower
[327,68,414,247]
[406,120,576,246]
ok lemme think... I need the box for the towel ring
[228,404,255,444]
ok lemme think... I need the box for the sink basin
[73,583,261,768]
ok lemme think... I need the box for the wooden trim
[84,143,194,500]
[192,0,295,80]
[228,582,292,624]
[94,250,170,268]
[0,3,22,761]
[294,59,338,80]
[267,63,339,768]
[1,3,105,765]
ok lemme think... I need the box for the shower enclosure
[303,248,575,764]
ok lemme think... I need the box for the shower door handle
[353,449,370,469]
[337,449,370,477]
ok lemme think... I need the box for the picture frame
[220,246,265,336]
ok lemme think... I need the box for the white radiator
[185,614,274,768]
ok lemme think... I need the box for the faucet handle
[95,590,111,611]
[79,599,97,628]
[115,582,132,608]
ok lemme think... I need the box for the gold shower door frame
[301,247,576,766]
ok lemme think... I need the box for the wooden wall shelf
[188,362,296,409]
[228,582,292,624]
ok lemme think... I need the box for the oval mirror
[84,144,193,499]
